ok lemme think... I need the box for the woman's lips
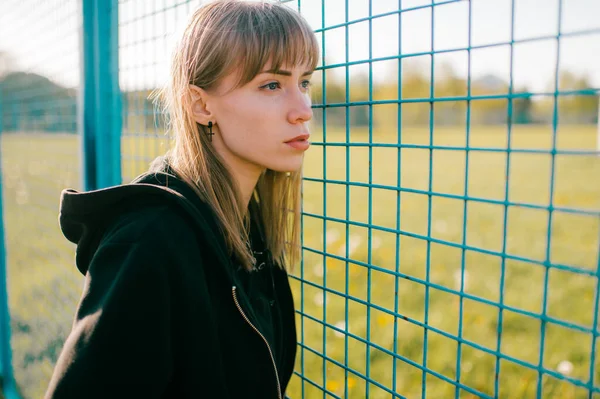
[285,139,310,150]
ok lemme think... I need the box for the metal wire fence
[0,1,82,398]
[0,0,599,398]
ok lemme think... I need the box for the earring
[207,121,214,142]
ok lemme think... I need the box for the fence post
[0,78,19,399]
[81,0,122,191]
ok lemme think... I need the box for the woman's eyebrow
[259,69,313,77]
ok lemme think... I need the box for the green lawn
[1,125,599,399]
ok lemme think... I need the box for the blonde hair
[154,0,319,272]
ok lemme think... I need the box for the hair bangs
[230,2,320,89]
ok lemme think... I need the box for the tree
[512,88,533,124]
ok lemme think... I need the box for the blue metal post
[81,0,122,191]
[96,0,122,188]
[81,0,98,191]
[0,76,20,399]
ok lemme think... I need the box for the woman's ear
[189,84,213,125]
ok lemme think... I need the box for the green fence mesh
[0,1,599,398]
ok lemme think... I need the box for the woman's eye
[261,80,311,91]
[263,82,280,90]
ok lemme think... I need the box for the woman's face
[203,61,314,177]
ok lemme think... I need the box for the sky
[0,0,598,94]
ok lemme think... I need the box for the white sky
[0,0,598,93]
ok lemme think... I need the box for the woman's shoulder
[60,177,232,275]
[78,203,209,282]
[102,202,200,248]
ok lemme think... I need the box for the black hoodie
[44,157,297,399]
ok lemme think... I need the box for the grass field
[1,124,599,399]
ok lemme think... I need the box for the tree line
[308,62,598,128]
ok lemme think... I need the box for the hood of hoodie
[59,156,235,277]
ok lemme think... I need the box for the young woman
[45,1,318,398]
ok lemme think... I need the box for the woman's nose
[288,90,313,124]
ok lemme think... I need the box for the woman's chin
[268,163,304,174]
[263,156,305,174]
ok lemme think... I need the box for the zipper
[232,286,282,399]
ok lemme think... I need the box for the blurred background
[0,0,599,398]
